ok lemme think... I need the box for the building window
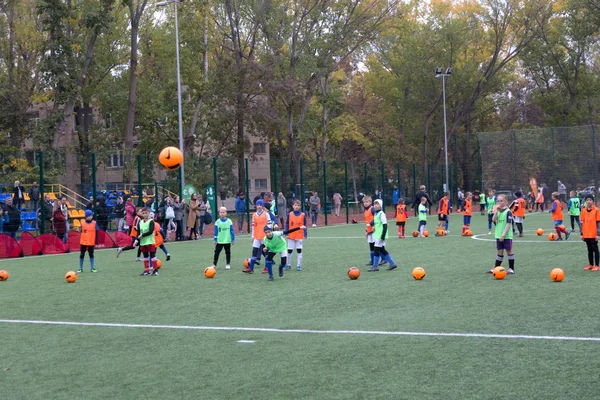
[255,179,268,189]
[253,143,266,154]
[107,151,124,168]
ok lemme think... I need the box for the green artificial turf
[1,211,599,399]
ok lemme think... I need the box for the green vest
[139,220,155,246]
[216,218,233,243]
[418,204,427,221]
[495,208,513,240]
[373,211,389,240]
[264,232,287,253]
[569,198,581,216]
[486,196,496,214]
[480,193,486,205]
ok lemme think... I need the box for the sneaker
[284,265,291,271]
[386,264,398,271]
[584,264,593,271]
[507,268,515,274]
[556,237,563,241]
[487,231,492,235]
[296,266,302,271]
[152,269,159,276]
[242,268,253,274]
[565,232,570,241]
[225,264,231,270]
[262,267,268,274]
[77,268,83,273]
[268,275,274,281]
[116,248,123,258]
[367,267,379,272]
[366,261,374,266]
[380,259,388,265]
[279,264,284,277]
[486,269,494,274]
[592,266,600,272]
[141,271,151,276]
[90,268,97,273]
[135,257,142,262]
[166,254,171,261]
[255,261,261,266]
[519,233,524,237]
[210,264,216,269]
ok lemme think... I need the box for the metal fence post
[137,155,143,207]
[380,162,385,212]
[592,125,597,204]
[39,152,45,234]
[345,162,349,224]
[213,157,218,212]
[245,158,250,232]
[512,130,517,190]
[412,163,416,199]
[323,161,327,225]
[92,153,97,217]
[300,159,305,213]
[273,159,278,199]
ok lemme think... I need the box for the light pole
[157,0,184,198]
[435,67,452,195]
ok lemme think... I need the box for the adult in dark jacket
[96,196,110,231]
[413,185,433,216]
[13,181,25,211]
[173,196,184,241]
[40,194,54,233]
[29,182,40,213]
[113,196,126,232]
[235,192,246,234]
[53,204,67,242]
[3,197,21,239]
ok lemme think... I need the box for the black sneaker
[367,266,379,272]
[485,269,494,274]
[278,264,284,277]
[565,232,570,241]
[268,275,274,281]
[556,237,563,241]
[152,270,159,276]
[140,271,151,276]
[386,264,398,271]
[166,254,171,261]
[380,259,388,265]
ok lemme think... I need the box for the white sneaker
[225,265,231,270]
[211,264,216,269]
[312,224,316,227]
[135,257,142,261]
[507,268,515,274]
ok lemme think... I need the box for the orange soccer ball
[204,266,216,278]
[412,267,426,280]
[423,230,429,237]
[65,271,78,283]
[464,229,473,236]
[412,230,419,237]
[550,268,565,282]
[493,266,507,280]
[154,259,162,270]
[243,258,251,268]
[347,267,360,280]
[158,146,183,171]
[437,229,445,237]
[536,228,544,236]
[0,270,8,281]
[548,232,557,241]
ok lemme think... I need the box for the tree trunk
[320,75,328,161]
[8,1,18,147]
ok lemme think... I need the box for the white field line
[0,319,599,342]
[471,230,580,243]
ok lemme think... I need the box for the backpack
[165,205,175,220]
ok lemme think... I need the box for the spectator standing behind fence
[197,194,208,237]
[3,197,21,239]
[53,202,67,242]
[13,181,24,211]
[333,192,342,217]
[124,197,135,233]
[29,182,40,214]
[95,196,109,231]
[41,194,53,233]
[173,196,184,241]
[309,191,320,227]
[114,196,125,232]
[558,181,567,203]
[235,192,246,234]
[186,195,199,240]
[60,196,70,237]
[277,192,287,227]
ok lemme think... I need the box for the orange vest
[287,212,306,240]
[131,216,140,237]
[438,198,449,215]
[252,211,269,240]
[536,193,544,203]
[552,200,563,221]
[80,220,97,246]
[463,199,472,217]
[514,198,526,217]
[395,205,406,222]
[364,206,374,233]
[581,206,600,239]
[153,223,163,247]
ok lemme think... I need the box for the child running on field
[509,191,526,237]
[137,207,158,276]
[286,200,307,271]
[116,207,142,259]
[212,206,234,270]
[418,196,428,237]
[568,190,582,232]
[485,189,496,235]
[242,199,273,273]
[263,224,305,281]
[487,194,515,275]
[78,210,98,273]
[550,192,570,241]
[461,192,472,235]
[150,212,170,261]
[363,195,387,266]
[580,194,600,271]
[395,198,407,238]
[367,199,398,271]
